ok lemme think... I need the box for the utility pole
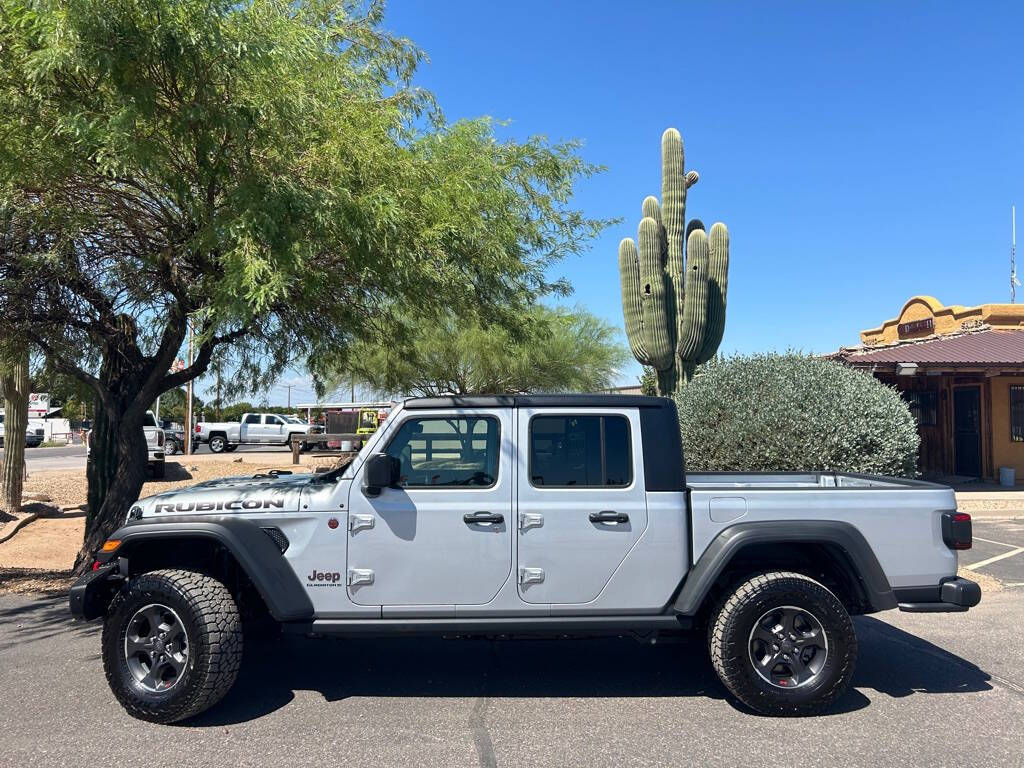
[184,322,194,455]
[285,384,293,409]
[215,363,221,421]
[1012,204,1019,303]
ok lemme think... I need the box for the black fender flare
[673,520,897,616]
[92,515,313,622]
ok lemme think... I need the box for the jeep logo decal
[307,569,342,587]
[153,498,286,514]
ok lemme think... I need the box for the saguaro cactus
[618,128,730,395]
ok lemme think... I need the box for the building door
[953,387,982,477]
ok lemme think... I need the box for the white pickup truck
[194,412,322,453]
[71,395,980,723]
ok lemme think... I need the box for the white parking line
[964,547,1024,571]
[973,536,1021,549]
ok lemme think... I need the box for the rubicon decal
[153,499,287,514]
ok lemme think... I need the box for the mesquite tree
[332,306,630,397]
[618,129,730,395]
[0,0,605,569]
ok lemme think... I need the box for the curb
[0,513,39,545]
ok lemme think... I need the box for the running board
[282,615,690,637]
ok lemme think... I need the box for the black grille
[261,526,290,553]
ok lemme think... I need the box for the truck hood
[135,473,315,518]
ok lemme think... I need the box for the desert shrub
[674,353,920,477]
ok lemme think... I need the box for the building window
[1011,387,1024,443]
[904,391,937,427]
[529,415,632,487]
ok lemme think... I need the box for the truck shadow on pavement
[0,594,98,653]
[189,615,993,726]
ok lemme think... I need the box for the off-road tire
[102,569,243,723]
[165,438,179,456]
[708,571,856,716]
[208,435,226,453]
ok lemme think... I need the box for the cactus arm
[617,237,651,364]
[677,225,709,361]
[637,216,674,370]
[696,221,730,364]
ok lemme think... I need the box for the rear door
[345,408,513,607]
[516,408,647,605]
[239,413,261,442]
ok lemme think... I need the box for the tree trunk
[0,345,30,514]
[75,318,153,573]
[77,399,148,571]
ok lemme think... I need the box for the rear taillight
[195,425,201,432]
[942,511,972,550]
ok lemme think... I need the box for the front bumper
[69,563,124,621]
[895,576,982,613]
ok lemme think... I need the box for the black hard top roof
[402,394,672,410]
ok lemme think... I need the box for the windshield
[285,416,306,424]
[143,412,157,427]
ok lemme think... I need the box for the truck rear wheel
[708,571,856,716]
[208,435,226,453]
[101,569,243,723]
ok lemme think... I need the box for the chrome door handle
[464,511,504,525]
[589,510,629,524]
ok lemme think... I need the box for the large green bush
[674,353,920,477]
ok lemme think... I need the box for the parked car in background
[194,412,323,453]
[0,412,43,447]
[163,427,185,456]
[85,410,165,477]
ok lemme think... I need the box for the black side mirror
[363,453,400,496]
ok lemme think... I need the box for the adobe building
[836,296,1024,482]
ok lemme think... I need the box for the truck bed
[686,471,958,590]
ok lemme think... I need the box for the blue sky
[252,1,1024,405]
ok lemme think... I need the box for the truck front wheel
[708,571,856,716]
[101,569,243,723]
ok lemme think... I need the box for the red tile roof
[841,329,1024,366]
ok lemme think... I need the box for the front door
[345,409,513,606]
[262,414,285,443]
[516,408,647,606]
[953,386,982,477]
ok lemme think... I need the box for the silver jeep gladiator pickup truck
[69,395,980,723]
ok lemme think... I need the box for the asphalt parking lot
[960,519,1024,585]
[2,525,1023,768]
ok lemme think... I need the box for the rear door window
[529,415,632,487]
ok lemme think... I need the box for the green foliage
[639,367,657,396]
[0,0,607,397]
[333,305,630,397]
[675,354,920,477]
[618,129,730,395]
